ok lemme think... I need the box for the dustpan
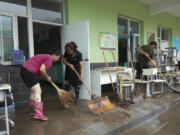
[88,96,115,114]
[72,68,115,114]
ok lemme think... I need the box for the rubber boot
[75,87,80,104]
[34,102,48,121]
[29,100,35,115]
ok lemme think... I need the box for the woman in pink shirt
[20,50,61,121]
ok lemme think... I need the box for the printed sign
[100,32,116,50]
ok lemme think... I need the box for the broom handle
[118,76,124,102]
[111,50,119,71]
[127,44,135,83]
[50,81,61,92]
[102,50,116,94]
[144,53,167,81]
[72,68,91,95]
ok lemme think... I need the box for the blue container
[10,50,25,65]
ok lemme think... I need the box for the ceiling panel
[138,0,180,18]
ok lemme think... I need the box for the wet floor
[121,104,180,135]
[1,91,179,135]
[10,99,129,135]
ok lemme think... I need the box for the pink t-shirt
[23,54,53,76]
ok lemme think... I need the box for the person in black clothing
[63,41,84,104]
[135,41,157,79]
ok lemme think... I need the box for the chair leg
[146,83,151,97]
[4,91,10,135]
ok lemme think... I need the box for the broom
[50,81,75,106]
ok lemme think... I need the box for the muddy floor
[10,99,130,135]
[1,87,179,135]
[121,104,180,135]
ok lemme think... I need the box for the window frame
[118,16,141,63]
[0,0,65,64]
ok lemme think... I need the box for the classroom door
[61,21,91,100]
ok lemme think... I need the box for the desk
[0,84,11,135]
[90,67,126,97]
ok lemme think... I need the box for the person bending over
[136,41,157,79]
[20,50,61,121]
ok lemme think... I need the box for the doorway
[33,22,63,84]
[18,17,29,59]
[118,38,128,66]
[118,16,140,66]
[33,23,61,54]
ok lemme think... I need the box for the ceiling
[138,0,180,19]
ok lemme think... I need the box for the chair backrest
[0,71,10,84]
[142,68,158,80]
[0,91,4,102]
[143,68,158,76]
[0,71,10,102]
[117,71,132,81]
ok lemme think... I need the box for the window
[161,29,169,41]
[118,18,128,34]
[130,21,140,62]
[32,0,63,24]
[118,16,140,63]
[158,27,172,51]
[0,15,14,61]
[158,27,170,41]
[130,21,139,34]
[0,0,27,15]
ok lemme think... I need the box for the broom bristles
[51,82,75,106]
[57,88,75,105]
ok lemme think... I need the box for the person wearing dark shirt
[136,41,157,79]
[63,42,84,104]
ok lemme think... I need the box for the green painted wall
[65,0,180,63]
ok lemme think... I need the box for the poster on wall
[173,36,180,57]
[100,32,116,50]
[147,32,155,44]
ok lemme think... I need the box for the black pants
[135,62,149,79]
[20,67,39,88]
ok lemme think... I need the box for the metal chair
[116,68,134,101]
[143,68,166,96]
[0,71,15,135]
[0,84,11,135]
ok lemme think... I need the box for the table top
[0,84,11,91]
[91,67,125,72]
[135,79,151,83]
[165,72,180,76]
[135,79,166,83]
